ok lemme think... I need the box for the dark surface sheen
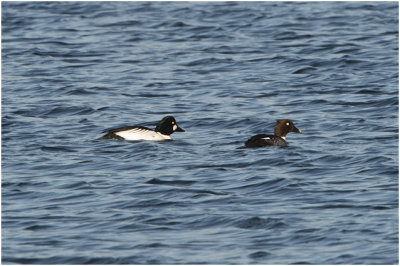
[2,2,398,264]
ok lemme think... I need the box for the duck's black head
[274,119,302,138]
[155,116,185,136]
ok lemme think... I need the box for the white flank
[115,128,171,141]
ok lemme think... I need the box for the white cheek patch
[173,124,178,131]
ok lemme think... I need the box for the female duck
[244,119,302,148]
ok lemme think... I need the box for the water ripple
[2,1,397,264]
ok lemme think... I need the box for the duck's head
[274,119,302,138]
[155,116,185,135]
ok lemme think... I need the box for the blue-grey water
[2,1,398,264]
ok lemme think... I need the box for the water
[2,1,398,264]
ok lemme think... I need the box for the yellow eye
[172,121,175,125]
[286,122,290,126]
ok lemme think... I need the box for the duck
[244,119,302,148]
[99,116,184,141]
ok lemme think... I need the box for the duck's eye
[172,121,175,125]
[286,122,290,126]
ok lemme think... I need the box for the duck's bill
[294,126,302,134]
[175,125,185,132]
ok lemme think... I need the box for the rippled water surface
[2,2,398,264]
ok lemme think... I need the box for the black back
[98,125,151,140]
